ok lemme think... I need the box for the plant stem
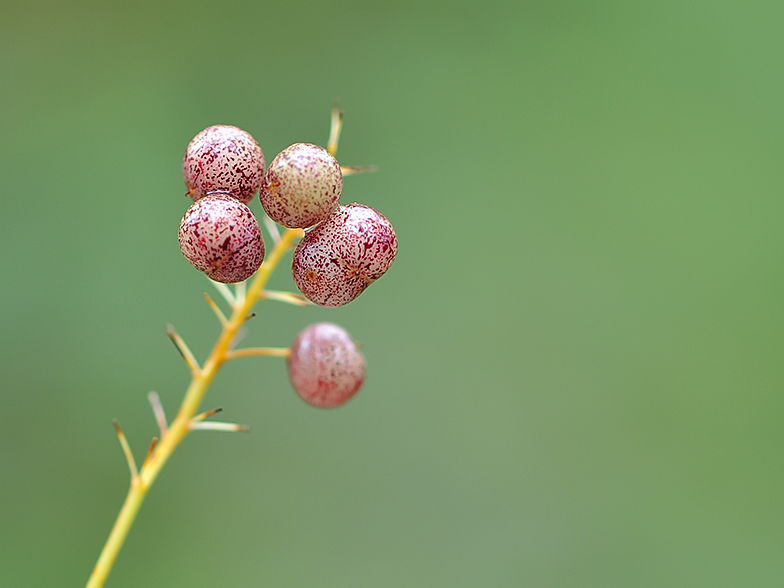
[86,227,303,588]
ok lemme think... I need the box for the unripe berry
[292,203,397,307]
[183,125,265,204]
[259,143,342,228]
[288,322,366,408]
[178,194,265,283]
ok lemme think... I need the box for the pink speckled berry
[291,203,397,307]
[259,143,342,228]
[288,322,366,408]
[183,125,265,204]
[178,194,265,283]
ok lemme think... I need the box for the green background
[1,0,782,586]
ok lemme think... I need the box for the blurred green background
[1,0,782,586]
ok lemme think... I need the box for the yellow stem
[86,227,303,588]
[225,347,291,360]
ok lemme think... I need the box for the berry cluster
[177,122,396,406]
[179,126,267,283]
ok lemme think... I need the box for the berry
[291,203,397,307]
[259,143,342,228]
[178,194,265,283]
[183,125,265,204]
[288,322,366,408]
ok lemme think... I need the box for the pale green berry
[259,143,342,228]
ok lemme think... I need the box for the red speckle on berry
[183,125,265,204]
[178,194,265,283]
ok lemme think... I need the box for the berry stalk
[86,227,303,588]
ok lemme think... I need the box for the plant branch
[224,347,291,361]
[86,227,303,588]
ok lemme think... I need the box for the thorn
[341,165,378,176]
[190,408,247,432]
[166,325,201,375]
[234,280,247,306]
[209,279,236,308]
[203,292,228,326]
[113,419,139,481]
[142,437,158,470]
[193,407,223,423]
[260,290,312,306]
[262,214,281,245]
[190,421,250,433]
[327,105,344,157]
[147,391,168,437]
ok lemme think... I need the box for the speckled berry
[292,203,397,307]
[178,194,265,283]
[288,322,366,408]
[183,125,265,204]
[259,143,342,228]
